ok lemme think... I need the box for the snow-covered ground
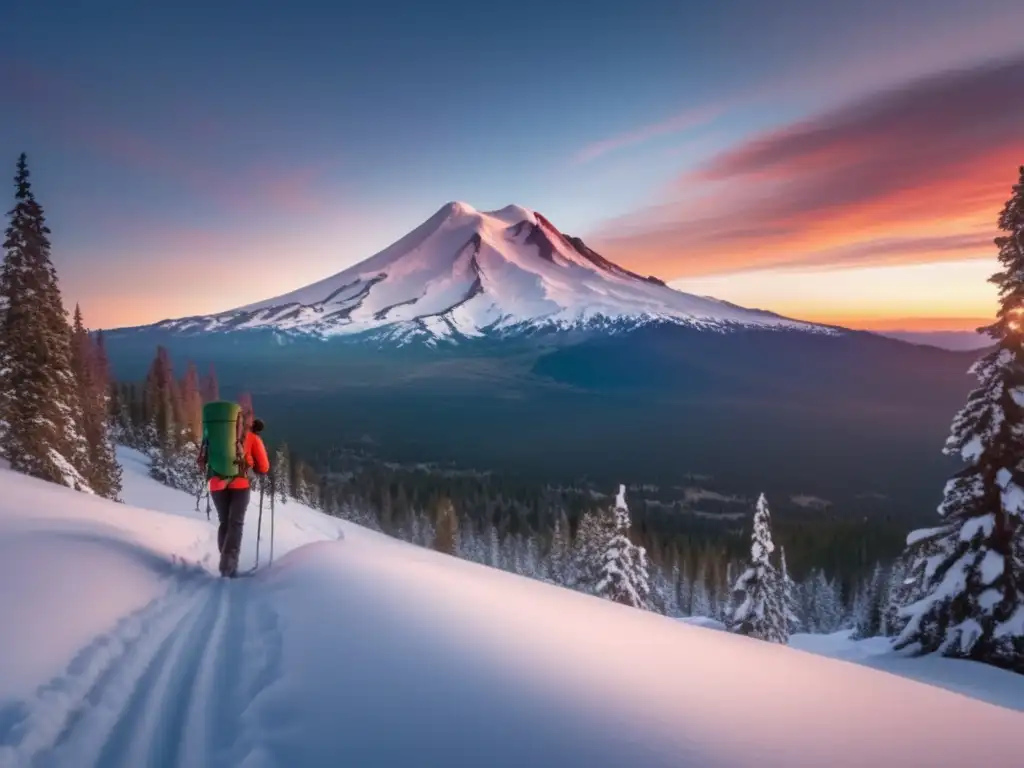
[677,618,1024,713]
[789,631,1024,713]
[1,449,1022,767]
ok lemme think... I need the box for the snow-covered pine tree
[719,558,736,624]
[594,485,650,609]
[727,493,787,643]
[500,533,517,573]
[523,535,541,579]
[779,545,800,634]
[895,167,1024,670]
[458,518,488,565]
[292,466,309,510]
[809,570,842,633]
[150,429,205,503]
[853,562,887,639]
[882,556,911,637]
[0,154,93,492]
[511,534,526,575]
[547,510,571,585]
[567,509,608,591]
[662,551,683,617]
[273,443,291,505]
[487,523,501,568]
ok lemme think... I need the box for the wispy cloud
[593,54,1024,278]
[2,59,335,217]
[573,104,724,164]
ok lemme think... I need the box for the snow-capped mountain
[148,201,835,344]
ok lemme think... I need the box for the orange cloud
[843,317,994,332]
[593,55,1024,279]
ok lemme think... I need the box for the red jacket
[209,431,270,491]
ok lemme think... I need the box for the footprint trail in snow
[0,567,283,768]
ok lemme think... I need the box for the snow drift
[146,202,834,343]
[0,452,1021,767]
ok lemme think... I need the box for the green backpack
[200,401,247,481]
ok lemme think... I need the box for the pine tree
[302,464,322,509]
[487,524,501,567]
[895,167,1024,670]
[0,154,92,491]
[69,306,122,500]
[144,346,178,449]
[674,552,692,616]
[853,562,887,639]
[883,557,911,637]
[812,570,843,633]
[594,485,650,609]
[150,433,205,502]
[727,494,787,643]
[93,330,111,396]
[569,508,611,591]
[273,443,291,504]
[690,559,712,618]
[547,510,571,584]
[779,545,800,634]
[719,558,736,623]
[180,362,203,441]
[523,535,541,579]
[238,391,253,424]
[434,497,458,555]
[292,459,309,506]
[201,364,219,403]
[649,562,679,617]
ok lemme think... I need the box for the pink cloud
[592,54,1024,279]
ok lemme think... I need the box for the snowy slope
[1,455,1023,767]
[148,202,835,343]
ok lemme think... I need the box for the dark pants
[212,486,250,576]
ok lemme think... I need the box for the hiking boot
[220,551,239,578]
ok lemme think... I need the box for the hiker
[199,404,270,577]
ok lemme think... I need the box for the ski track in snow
[0,563,284,768]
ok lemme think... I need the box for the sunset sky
[2,0,1022,331]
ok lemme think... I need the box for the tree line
[0,154,122,499]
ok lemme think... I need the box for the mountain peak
[440,200,479,219]
[149,203,836,343]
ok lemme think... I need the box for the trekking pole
[255,477,265,569]
[269,473,277,566]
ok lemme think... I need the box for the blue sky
[2,0,1023,328]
